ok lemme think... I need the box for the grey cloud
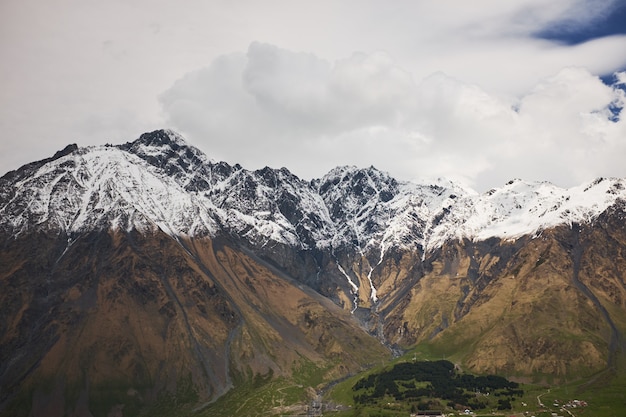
[242,42,332,125]
[240,43,415,133]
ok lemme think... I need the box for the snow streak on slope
[2,130,626,259]
[335,261,360,313]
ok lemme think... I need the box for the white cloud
[161,44,626,191]
[160,43,418,168]
[242,43,331,122]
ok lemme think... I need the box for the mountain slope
[0,228,388,416]
[383,218,626,377]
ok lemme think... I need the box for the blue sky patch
[535,3,626,45]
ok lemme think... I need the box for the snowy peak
[132,128,189,148]
[210,164,333,248]
[1,131,626,256]
[118,129,220,192]
[313,165,478,254]
[316,165,399,217]
[0,143,79,186]
[432,176,626,246]
[314,166,404,253]
[0,143,220,236]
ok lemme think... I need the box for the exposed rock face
[0,229,387,416]
[1,129,625,414]
[381,224,626,377]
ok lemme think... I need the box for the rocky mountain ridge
[3,129,624,258]
[2,129,625,310]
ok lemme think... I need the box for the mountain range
[1,129,625,416]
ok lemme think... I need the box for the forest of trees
[352,360,522,410]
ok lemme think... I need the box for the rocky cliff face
[0,228,388,417]
[1,129,625,415]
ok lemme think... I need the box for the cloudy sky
[1,0,626,191]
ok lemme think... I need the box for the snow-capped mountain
[0,130,332,248]
[2,129,625,255]
[2,129,626,416]
[426,176,626,249]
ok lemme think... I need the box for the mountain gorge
[1,129,625,416]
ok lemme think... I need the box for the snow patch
[2,131,625,272]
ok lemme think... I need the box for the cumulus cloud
[476,68,626,187]
[160,43,418,171]
[161,43,625,191]
[238,43,416,134]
